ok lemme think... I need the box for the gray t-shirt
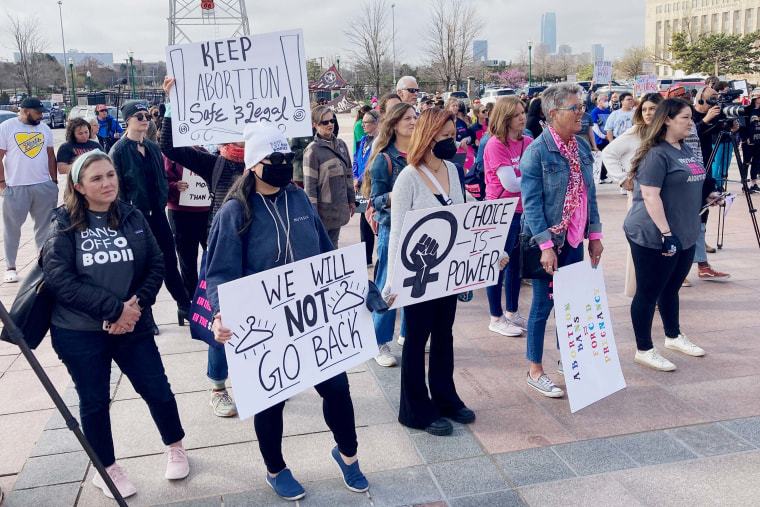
[624,142,705,250]
[52,212,135,331]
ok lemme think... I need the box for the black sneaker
[750,184,760,193]
[424,417,453,436]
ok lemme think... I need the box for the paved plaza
[1,116,760,506]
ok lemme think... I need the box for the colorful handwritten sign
[178,168,212,207]
[388,198,517,308]
[217,243,378,419]
[166,28,312,147]
[552,261,626,413]
[593,61,612,83]
[634,75,658,96]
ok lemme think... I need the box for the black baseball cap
[19,97,44,111]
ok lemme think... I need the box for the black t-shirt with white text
[56,140,102,165]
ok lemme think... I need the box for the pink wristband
[589,232,603,240]
[539,240,554,251]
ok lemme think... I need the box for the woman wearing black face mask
[205,123,370,501]
[382,108,478,437]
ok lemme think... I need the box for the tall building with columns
[646,0,760,76]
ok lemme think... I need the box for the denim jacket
[520,130,602,247]
[369,143,407,225]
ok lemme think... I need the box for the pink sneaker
[92,462,137,499]
[165,445,190,480]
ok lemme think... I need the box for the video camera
[705,88,745,124]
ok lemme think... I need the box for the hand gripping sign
[389,198,517,308]
[217,243,378,420]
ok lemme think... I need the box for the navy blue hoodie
[205,184,334,315]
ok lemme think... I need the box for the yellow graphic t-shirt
[0,118,53,186]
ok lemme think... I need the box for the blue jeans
[711,141,733,185]
[526,242,584,364]
[51,326,184,467]
[207,344,228,383]
[373,223,406,344]
[486,212,522,316]
[693,222,707,264]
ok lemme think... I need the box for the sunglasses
[132,112,150,121]
[318,118,337,126]
[403,88,420,93]
[97,109,107,113]
[361,120,376,125]
[262,152,295,165]
[555,104,586,114]
[152,112,160,117]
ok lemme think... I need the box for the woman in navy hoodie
[205,123,369,502]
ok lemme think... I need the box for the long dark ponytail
[223,169,256,235]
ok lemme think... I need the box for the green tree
[670,31,760,75]
[576,63,593,81]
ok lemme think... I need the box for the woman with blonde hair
[382,108,479,436]
[365,102,417,367]
[483,96,532,337]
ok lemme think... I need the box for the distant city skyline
[541,12,557,54]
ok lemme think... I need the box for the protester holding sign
[382,108,476,437]
[521,83,604,398]
[109,100,191,333]
[206,123,369,501]
[304,106,356,248]
[624,99,715,371]
[42,151,188,499]
[365,102,417,367]
[484,96,531,336]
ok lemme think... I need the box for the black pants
[741,142,760,181]
[168,209,209,298]
[253,372,358,474]
[51,326,184,467]
[597,140,609,180]
[145,211,190,309]
[399,295,464,429]
[628,239,695,351]
[359,212,375,265]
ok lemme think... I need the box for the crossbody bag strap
[418,164,453,205]
[382,152,392,176]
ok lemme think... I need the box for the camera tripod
[704,128,760,250]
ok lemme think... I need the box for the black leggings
[628,239,695,351]
[253,372,357,474]
[168,209,209,298]
[359,212,375,265]
[145,211,191,309]
[741,142,760,181]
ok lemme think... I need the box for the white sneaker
[505,312,528,331]
[92,462,137,499]
[602,177,613,183]
[165,445,190,480]
[375,343,397,367]
[397,335,405,346]
[3,270,18,283]
[664,333,705,357]
[210,389,238,417]
[488,316,522,337]
[634,347,676,371]
[619,187,628,195]
[526,373,564,398]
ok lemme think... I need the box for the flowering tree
[488,69,527,89]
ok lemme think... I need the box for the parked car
[576,81,621,93]
[594,85,634,97]
[0,111,16,125]
[40,100,66,129]
[441,91,470,108]
[0,105,19,112]
[657,78,677,92]
[519,85,549,98]
[480,88,516,106]
[68,105,126,131]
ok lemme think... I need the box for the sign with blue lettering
[388,198,518,308]
[217,243,378,419]
[166,28,311,147]
[552,261,626,413]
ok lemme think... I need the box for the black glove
[662,234,681,255]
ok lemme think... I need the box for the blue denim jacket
[369,143,407,225]
[520,130,602,246]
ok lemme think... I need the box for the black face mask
[258,162,294,188]
[432,137,457,160]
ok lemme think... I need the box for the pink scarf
[546,126,583,235]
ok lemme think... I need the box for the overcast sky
[1,0,645,67]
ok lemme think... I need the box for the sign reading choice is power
[166,28,312,147]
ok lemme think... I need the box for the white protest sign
[553,261,626,413]
[178,168,212,207]
[389,198,518,308]
[566,74,577,83]
[593,61,612,83]
[218,243,378,420]
[51,93,64,104]
[166,28,312,147]
[732,79,748,97]
[642,62,654,74]
[634,75,659,96]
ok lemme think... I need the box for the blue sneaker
[331,446,369,492]
[265,468,305,501]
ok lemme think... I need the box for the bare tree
[344,0,392,96]
[423,0,482,91]
[615,45,651,79]
[6,15,47,96]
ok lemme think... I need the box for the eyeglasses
[319,118,337,126]
[152,112,160,117]
[361,120,376,125]
[132,113,150,121]
[403,88,420,94]
[262,152,295,165]
[555,104,586,114]
[97,109,107,113]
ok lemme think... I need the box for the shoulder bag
[0,257,54,349]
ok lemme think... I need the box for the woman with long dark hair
[353,109,380,266]
[206,123,369,501]
[56,117,101,174]
[364,102,417,367]
[43,151,188,499]
[624,98,717,371]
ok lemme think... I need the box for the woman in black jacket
[526,98,544,138]
[42,150,188,499]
